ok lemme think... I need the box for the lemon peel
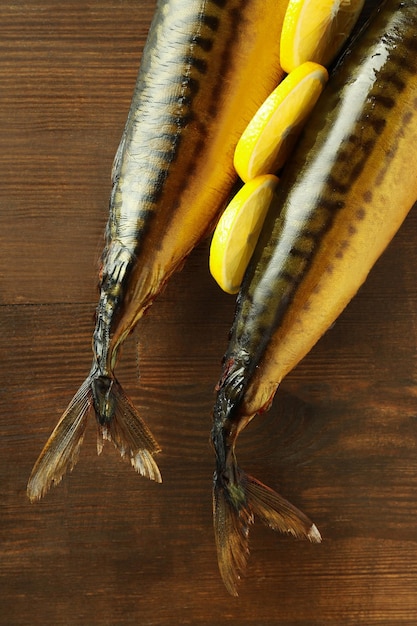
[234,62,328,183]
[209,175,279,294]
[280,0,365,72]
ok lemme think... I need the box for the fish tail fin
[213,463,321,596]
[91,374,161,483]
[27,376,93,501]
[27,372,161,502]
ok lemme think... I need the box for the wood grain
[2,1,417,624]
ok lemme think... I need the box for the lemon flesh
[209,175,279,294]
[280,0,365,73]
[234,62,328,183]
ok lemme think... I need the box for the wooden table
[2,1,417,623]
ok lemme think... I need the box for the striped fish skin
[95,0,289,374]
[212,0,417,596]
[27,0,289,501]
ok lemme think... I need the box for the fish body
[27,0,290,500]
[212,0,417,595]
[101,0,289,367]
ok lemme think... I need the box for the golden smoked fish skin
[27,0,289,502]
[99,0,289,371]
[212,0,417,596]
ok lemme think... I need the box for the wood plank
[2,1,417,624]
[1,0,155,305]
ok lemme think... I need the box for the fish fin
[213,469,253,596]
[27,377,92,502]
[213,465,321,596]
[245,473,321,543]
[93,375,162,483]
[27,373,162,501]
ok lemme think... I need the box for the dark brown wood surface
[2,1,417,624]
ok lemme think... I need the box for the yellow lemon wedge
[280,0,365,73]
[209,175,279,294]
[234,62,328,183]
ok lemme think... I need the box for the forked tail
[27,369,161,501]
[213,463,321,596]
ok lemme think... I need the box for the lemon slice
[234,62,328,183]
[280,0,365,73]
[209,175,279,294]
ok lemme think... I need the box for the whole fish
[27,0,290,501]
[211,0,417,595]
